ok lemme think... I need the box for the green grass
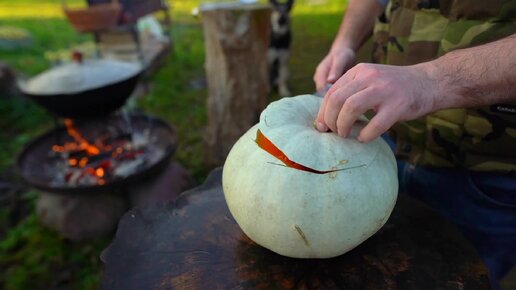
[0,205,108,290]
[0,0,346,289]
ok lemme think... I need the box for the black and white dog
[269,0,294,97]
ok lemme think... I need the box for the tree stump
[101,168,491,290]
[202,3,271,166]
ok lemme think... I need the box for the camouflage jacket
[372,0,516,174]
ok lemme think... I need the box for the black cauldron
[18,58,142,119]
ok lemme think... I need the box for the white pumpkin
[222,94,398,258]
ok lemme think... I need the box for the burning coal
[49,117,165,187]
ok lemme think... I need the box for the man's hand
[315,63,440,143]
[314,46,356,92]
[313,0,386,92]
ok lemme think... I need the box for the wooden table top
[101,168,490,290]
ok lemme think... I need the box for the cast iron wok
[18,67,142,119]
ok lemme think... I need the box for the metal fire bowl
[16,114,178,195]
[19,73,140,119]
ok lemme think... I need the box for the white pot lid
[21,59,141,95]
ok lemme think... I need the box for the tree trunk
[102,168,491,290]
[202,3,271,166]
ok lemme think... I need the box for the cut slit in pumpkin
[255,129,365,174]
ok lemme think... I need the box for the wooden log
[202,3,271,166]
[101,168,491,290]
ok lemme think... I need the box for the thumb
[326,56,347,84]
[314,61,331,92]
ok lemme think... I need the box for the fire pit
[17,113,177,195]
[14,52,183,240]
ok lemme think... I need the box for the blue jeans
[384,136,516,290]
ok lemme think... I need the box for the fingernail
[357,135,364,143]
[339,131,349,138]
[316,122,328,132]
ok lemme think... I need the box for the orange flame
[52,145,65,153]
[64,119,100,155]
[96,167,105,177]
[53,119,134,185]
[79,157,88,168]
